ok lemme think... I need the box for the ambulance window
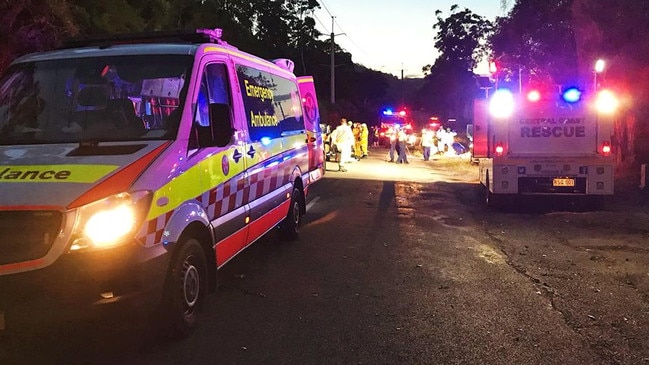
[189,63,232,150]
[206,63,230,105]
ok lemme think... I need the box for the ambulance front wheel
[159,237,208,338]
[280,187,304,241]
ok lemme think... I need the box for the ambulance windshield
[0,54,193,145]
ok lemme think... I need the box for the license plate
[553,178,575,187]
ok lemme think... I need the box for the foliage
[0,0,393,127]
[415,6,492,124]
[489,0,577,87]
[0,0,78,71]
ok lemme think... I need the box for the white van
[0,28,324,336]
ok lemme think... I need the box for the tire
[279,187,303,241]
[159,237,208,338]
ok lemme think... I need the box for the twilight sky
[313,0,512,78]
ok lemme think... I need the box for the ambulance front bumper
[0,241,170,331]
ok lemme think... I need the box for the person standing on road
[388,125,399,162]
[421,128,435,161]
[352,122,362,160]
[331,118,354,172]
[396,128,409,164]
[360,123,369,158]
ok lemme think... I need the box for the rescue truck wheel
[280,187,303,241]
[161,237,208,338]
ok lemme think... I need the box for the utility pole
[330,16,335,104]
[329,16,345,105]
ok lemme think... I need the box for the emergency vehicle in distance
[473,86,618,208]
[377,108,417,146]
[0,28,324,337]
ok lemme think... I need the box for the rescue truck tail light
[495,142,505,156]
[601,141,612,156]
[595,89,619,114]
[489,89,514,119]
[70,191,153,251]
[527,90,541,102]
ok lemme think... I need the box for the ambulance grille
[0,211,62,265]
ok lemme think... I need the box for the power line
[316,1,368,57]
[318,0,333,18]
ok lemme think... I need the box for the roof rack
[60,28,228,49]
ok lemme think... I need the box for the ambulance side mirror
[207,103,234,147]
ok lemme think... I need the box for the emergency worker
[331,118,354,172]
[372,126,380,147]
[352,122,362,159]
[442,128,457,155]
[388,125,399,162]
[421,128,435,161]
[360,123,369,158]
[396,128,409,164]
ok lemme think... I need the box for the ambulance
[0,28,324,336]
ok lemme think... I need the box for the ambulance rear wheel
[160,237,207,338]
[280,187,303,241]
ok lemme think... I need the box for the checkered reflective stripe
[139,210,173,247]
[137,158,295,247]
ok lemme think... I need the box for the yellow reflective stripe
[146,147,246,220]
[0,165,118,183]
[297,76,314,84]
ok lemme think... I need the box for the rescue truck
[0,28,324,336]
[473,86,619,208]
[378,108,416,146]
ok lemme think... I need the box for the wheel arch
[174,221,217,293]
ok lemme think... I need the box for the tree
[415,5,492,124]
[489,0,578,88]
[0,0,78,72]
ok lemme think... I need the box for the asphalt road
[2,147,649,364]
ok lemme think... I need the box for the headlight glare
[70,191,152,251]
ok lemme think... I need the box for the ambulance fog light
[518,167,526,174]
[579,166,588,174]
[597,182,604,190]
[501,181,509,189]
[71,191,152,251]
[502,166,509,174]
[597,167,605,175]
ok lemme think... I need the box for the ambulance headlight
[489,89,515,119]
[70,191,152,251]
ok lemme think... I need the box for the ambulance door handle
[247,145,256,159]
[233,149,242,163]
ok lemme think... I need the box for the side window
[236,64,304,141]
[189,63,231,150]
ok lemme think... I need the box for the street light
[594,59,605,91]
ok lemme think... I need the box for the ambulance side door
[190,58,249,266]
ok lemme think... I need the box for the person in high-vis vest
[360,123,369,158]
